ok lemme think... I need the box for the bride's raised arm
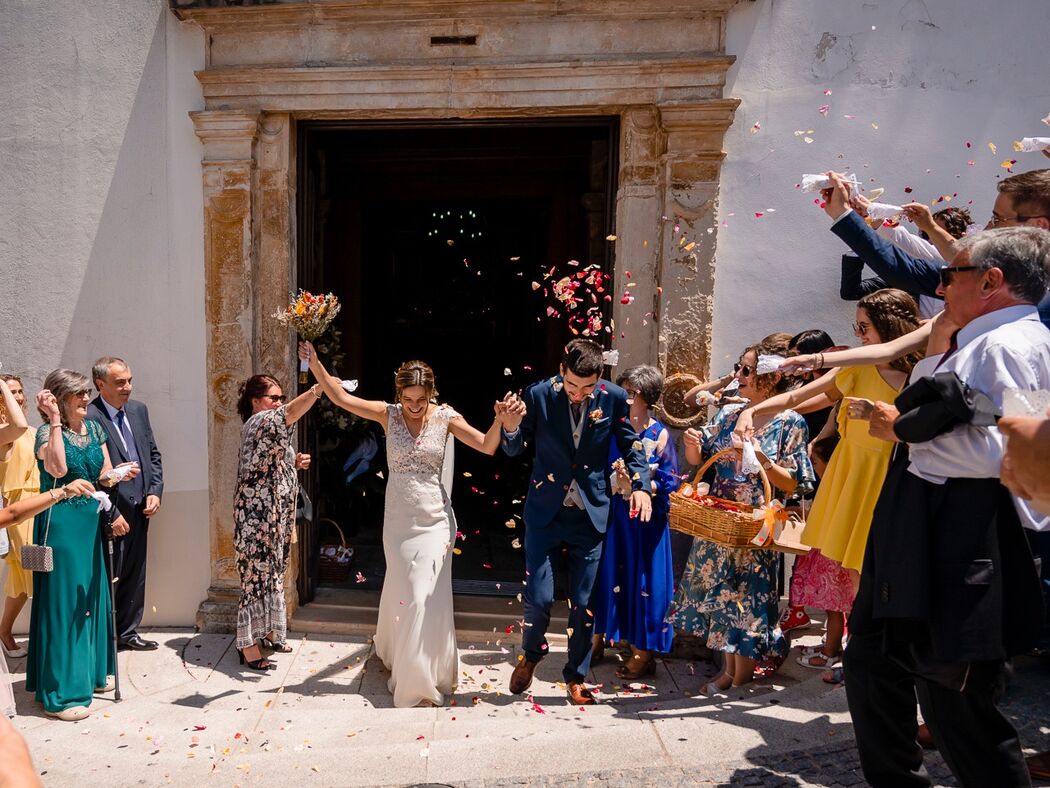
[300,341,388,428]
[446,400,505,457]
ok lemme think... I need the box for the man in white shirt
[842,227,1050,788]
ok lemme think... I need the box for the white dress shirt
[906,304,1050,532]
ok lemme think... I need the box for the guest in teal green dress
[27,370,134,721]
[666,343,814,694]
[592,365,678,679]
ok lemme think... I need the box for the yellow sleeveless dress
[1,429,41,597]
[801,365,903,571]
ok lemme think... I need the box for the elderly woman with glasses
[232,374,320,671]
[591,365,679,679]
[27,370,136,721]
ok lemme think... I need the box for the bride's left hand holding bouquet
[274,290,342,383]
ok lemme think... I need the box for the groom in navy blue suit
[500,339,652,705]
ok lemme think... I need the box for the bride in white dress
[301,343,508,707]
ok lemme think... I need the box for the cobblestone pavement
[451,655,1049,788]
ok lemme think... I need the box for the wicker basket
[318,518,354,584]
[668,447,773,549]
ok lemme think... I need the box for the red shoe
[778,606,810,633]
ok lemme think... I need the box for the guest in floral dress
[592,366,679,679]
[667,342,815,694]
[233,375,320,671]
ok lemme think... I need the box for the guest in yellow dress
[734,289,922,669]
[0,375,36,660]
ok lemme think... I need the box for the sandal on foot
[797,652,838,669]
[616,654,656,680]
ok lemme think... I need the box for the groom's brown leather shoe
[510,659,538,694]
[566,680,596,705]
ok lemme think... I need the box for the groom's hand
[629,490,652,522]
[500,393,525,433]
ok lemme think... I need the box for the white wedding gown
[373,404,459,707]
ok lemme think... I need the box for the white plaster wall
[712,0,1050,373]
[0,2,209,627]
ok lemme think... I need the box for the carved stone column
[254,113,300,616]
[191,109,260,632]
[612,107,664,368]
[650,101,739,426]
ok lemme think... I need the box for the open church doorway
[296,119,618,604]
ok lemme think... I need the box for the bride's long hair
[394,361,438,404]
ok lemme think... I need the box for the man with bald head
[87,357,164,651]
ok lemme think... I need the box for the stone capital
[659,99,741,157]
[191,109,261,162]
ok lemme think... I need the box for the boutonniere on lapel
[588,407,604,424]
[550,376,563,393]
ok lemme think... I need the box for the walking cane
[103,507,122,702]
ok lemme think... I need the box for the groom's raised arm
[500,385,537,457]
[611,390,650,492]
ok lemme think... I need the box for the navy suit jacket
[501,377,651,533]
[87,397,163,516]
[832,210,1050,328]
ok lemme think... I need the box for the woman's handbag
[21,487,56,573]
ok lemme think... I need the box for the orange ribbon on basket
[750,501,790,547]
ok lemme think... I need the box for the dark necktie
[933,331,960,371]
[570,401,582,423]
[115,410,141,464]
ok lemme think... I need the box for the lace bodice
[386,404,458,476]
[35,421,106,508]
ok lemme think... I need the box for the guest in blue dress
[666,343,815,694]
[592,366,679,680]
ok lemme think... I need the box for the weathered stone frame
[176,0,740,630]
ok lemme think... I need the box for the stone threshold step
[293,588,569,645]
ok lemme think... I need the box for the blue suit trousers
[521,506,604,682]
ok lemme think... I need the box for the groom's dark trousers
[522,506,603,682]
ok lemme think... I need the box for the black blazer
[87,397,164,512]
[858,450,1043,663]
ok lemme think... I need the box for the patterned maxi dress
[666,405,814,660]
[26,422,114,713]
[233,406,297,649]
[373,404,460,707]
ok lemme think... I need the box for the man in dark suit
[500,339,651,705]
[88,357,164,651]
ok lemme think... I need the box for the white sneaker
[44,706,91,721]
[94,676,116,693]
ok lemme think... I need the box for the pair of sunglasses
[262,394,287,403]
[733,363,754,377]
[938,264,981,287]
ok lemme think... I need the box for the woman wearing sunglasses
[734,289,922,672]
[667,339,816,694]
[232,374,320,671]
